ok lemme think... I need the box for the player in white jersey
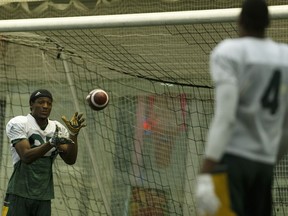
[195,1,288,216]
[2,89,86,216]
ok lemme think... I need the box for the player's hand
[61,112,86,135]
[195,174,220,215]
[49,125,74,147]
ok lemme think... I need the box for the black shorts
[221,153,274,216]
[2,194,51,216]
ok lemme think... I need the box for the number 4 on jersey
[261,70,281,115]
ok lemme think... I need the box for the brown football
[86,89,109,111]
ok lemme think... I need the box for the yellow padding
[1,206,8,216]
[211,172,237,216]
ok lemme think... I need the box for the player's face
[30,97,52,119]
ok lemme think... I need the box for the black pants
[221,154,274,216]
[2,194,51,216]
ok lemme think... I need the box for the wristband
[69,131,78,136]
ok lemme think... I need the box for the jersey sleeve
[205,43,239,161]
[205,83,239,161]
[6,117,27,144]
[210,41,238,86]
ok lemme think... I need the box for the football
[86,89,109,111]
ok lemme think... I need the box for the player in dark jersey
[2,89,86,216]
[195,1,288,216]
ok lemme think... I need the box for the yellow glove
[61,112,86,136]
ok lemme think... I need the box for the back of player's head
[239,0,270,32]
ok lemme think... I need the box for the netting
[0,2,288,216]
[0,30,211,215]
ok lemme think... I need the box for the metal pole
[0,6,286,32]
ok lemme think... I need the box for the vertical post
[61,51,112,216]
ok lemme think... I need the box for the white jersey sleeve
[6,116,28,144]
[205,39,239,161]
[210,42,238,85]
[205,82,238,161]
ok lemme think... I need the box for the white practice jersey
[206,37,288,164]
[6,113,69,165]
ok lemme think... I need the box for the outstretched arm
[60,112,86,165]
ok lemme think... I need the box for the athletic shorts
[2,194,51,216]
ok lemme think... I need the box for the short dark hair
[239,0,270,32]
[29,89,53,105]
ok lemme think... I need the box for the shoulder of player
[211,38,272,63]
[277,40,288,51]
[213,38,244,55]
[6,115,31,135]
[7,115,29,126]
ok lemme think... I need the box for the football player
[196,1,288,216]
[2,89,86,216]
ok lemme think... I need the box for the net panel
[52,19,286,216]
[0,31,213,215]
[0,5,288,216]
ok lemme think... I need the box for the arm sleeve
[6,118,27,145]
[205,83,238,161]
[205,51,239,161]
